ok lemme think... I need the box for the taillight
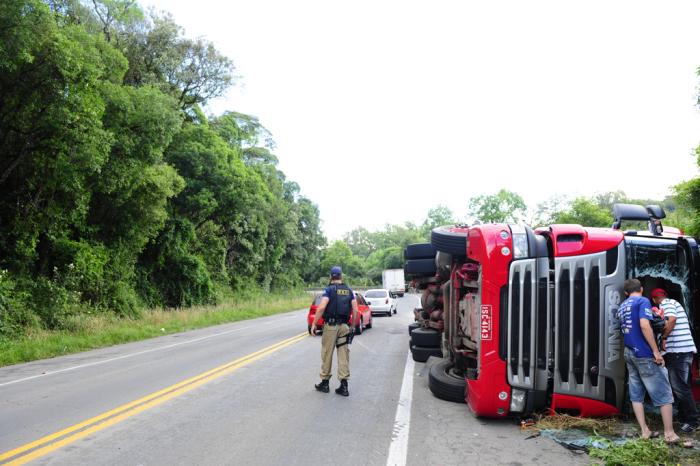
[385,299,389,304]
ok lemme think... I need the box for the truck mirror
[646,205,666,219]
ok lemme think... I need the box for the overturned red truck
[404,204,700,417]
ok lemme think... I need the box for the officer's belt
[325,316,347,326]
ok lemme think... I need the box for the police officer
[310,266,358,396]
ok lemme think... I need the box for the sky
[144,0,700,239]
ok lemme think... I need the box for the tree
[673,179,700,237]
[319,241,364,284]
[0,0,326,331]
[532,195,569,226]
[118,11,235,111]
[551,198,612,227]
[0,0,122,274]
[467,189,527,223]
[89,0,143,43]
[343,227,376,258]
[422,205,456,236]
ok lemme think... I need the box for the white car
[364,289,396,316]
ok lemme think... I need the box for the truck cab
[406,204,700,417]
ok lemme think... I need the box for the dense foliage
[0,0,325,335]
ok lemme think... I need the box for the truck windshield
[626,237,692,317]
[365,290,387,298]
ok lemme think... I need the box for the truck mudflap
[551,242,626,413]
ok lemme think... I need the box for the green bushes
[0,0,326,334]
[0,271,36,337]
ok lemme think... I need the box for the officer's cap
[330,266,342,277]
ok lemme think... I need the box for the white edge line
[386,350,415,466]
[0,311,306,387]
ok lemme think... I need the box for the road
[0,294,587,465]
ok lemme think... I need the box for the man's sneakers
[680,423,698,434]
[314,379,330,393]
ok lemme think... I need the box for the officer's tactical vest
[326,284,352,321]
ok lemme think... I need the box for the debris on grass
[534,413,619,436]
[540,428,627,452]
[530,412,700,465]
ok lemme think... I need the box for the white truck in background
[382,269,405,297]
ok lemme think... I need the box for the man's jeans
[664,352,699,426]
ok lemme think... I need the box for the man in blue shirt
[618,278,679,443]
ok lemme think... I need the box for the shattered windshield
[626,238,692,320]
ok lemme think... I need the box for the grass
[535,413,619,435]
[0,292,311,367]
[535,413,700,465]
[590,438,677,466]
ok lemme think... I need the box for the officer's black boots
[335,379,349,397]
[316,379,348,395]
[315,379,330,393]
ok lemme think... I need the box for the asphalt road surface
[0,294,587,466]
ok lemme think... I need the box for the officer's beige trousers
[320,323,350,380]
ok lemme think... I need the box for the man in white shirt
[652,288,699,433]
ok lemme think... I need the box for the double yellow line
[0,332,308,465]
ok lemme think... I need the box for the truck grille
[552,245,625,406]
[507,258,549,390]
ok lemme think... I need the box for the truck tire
[411,327,441,347]
[431,226,468,256]
[408,322,421,335]
[404,258,436,276]
[405,243,436,260]
[428,360,466,403]
[410,344,442,362]
[355,318,363,335]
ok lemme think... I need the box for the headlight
[509,224,529,259]
[510,388,526,412]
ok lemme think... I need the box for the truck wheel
[366,317,372,329]
[431,226,468,256]
[428,360,466,403]
[404,258,436,276]
[408,322,420,335]
[405,243,436,260]
[410,344,442,362]
[411,327,441,347]
[355,319,363,335]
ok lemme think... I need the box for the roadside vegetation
[0,0,325,346]
[0,291,310,366]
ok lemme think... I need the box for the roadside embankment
[0,292,310,367]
